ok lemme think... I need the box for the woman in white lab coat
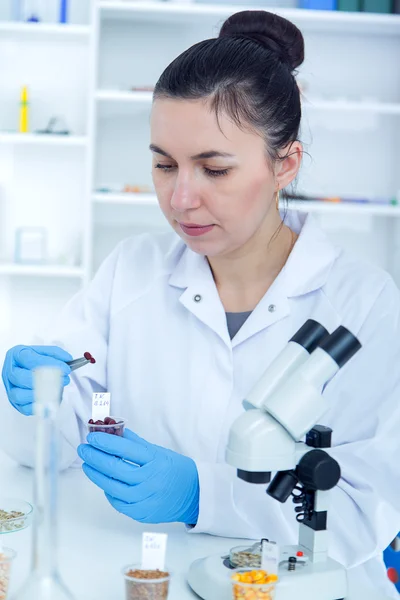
[1,9,400,598]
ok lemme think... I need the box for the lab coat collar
[168,211,339,346]
[282,210,340,297]
[169,248,230,345]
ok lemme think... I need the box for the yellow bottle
[19,85,29,133]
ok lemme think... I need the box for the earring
[275,189,280,211]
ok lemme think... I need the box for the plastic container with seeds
[88,417,125,437]
[122,565,171,600]
[231,569,278,600]
[0,547,17,600]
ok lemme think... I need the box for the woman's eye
[204,168,230,178]
[155,164,230,177]
[155,163,175,171]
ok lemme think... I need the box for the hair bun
[219,10,304,72]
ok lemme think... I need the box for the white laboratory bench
[0,449,395,600]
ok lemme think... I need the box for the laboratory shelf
[304,99,400,116]
[0,133,88,147]
[95,90,153,103]
[99,1,400,35]
[95,92,400,118]
[94,194,400,216]
[0,264,85,278]
[93,192,158,206]
[286,201,400,217]
[0,22,91,40]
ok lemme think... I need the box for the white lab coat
[1,210,400,598]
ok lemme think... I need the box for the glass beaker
[11,367,75,600]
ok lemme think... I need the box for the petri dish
[230,543,262,568]
[0,498,33,534]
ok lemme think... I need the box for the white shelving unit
[0,21,90,38]
[93,192,400,217]
[96,90,400,116]
[99,1,400,34]
[304,99,400,116]
[0,2,91,352]
[0,133,88,146]
[0,264,85,278]
[286,201,400,217]
[93,192,158,206]
[95,90,153,103]
[1,0,400,353]
[96,88,400,120]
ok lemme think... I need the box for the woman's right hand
[2,345,73,416]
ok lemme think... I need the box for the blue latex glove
[2,345,72,416]
[77,428,200,525]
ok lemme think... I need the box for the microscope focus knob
[297,449,341,491]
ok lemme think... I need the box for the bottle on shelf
[19,86,29,134]
[299,0,337,9]
[362,0,391,12]
[337,0,361,10]
[59,0,68,24]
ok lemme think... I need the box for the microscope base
[187,546,347,600]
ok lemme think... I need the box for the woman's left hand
[77,428,199,525]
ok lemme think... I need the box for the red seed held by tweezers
[84,352,96,364]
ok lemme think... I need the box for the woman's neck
[208,221,296,313]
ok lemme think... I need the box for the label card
[261,539,279,575]
[91,392,111,421]
[141,532,168,571]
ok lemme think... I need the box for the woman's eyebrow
[149,144,235,160]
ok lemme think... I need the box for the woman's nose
[170,178,201,212]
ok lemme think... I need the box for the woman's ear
[275,142,303,190]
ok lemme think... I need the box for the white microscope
[187,319,361,600]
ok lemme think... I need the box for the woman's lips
[179,223,215,237]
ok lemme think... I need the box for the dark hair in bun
[219,10,304,72]
[154,10,304,161]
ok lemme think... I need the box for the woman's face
[150,98,300,258]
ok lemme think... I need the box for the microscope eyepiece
[289,320,329,354]
[318,326,361,368]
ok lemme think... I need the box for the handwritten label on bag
[91,392,111,421]
[141,532,168,571]
[261,539,279,575]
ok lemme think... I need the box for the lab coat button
[194,294,202,303]
[268,304,276,313]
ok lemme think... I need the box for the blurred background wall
[0,0,399,357]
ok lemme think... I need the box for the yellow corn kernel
[235,585,246,597]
